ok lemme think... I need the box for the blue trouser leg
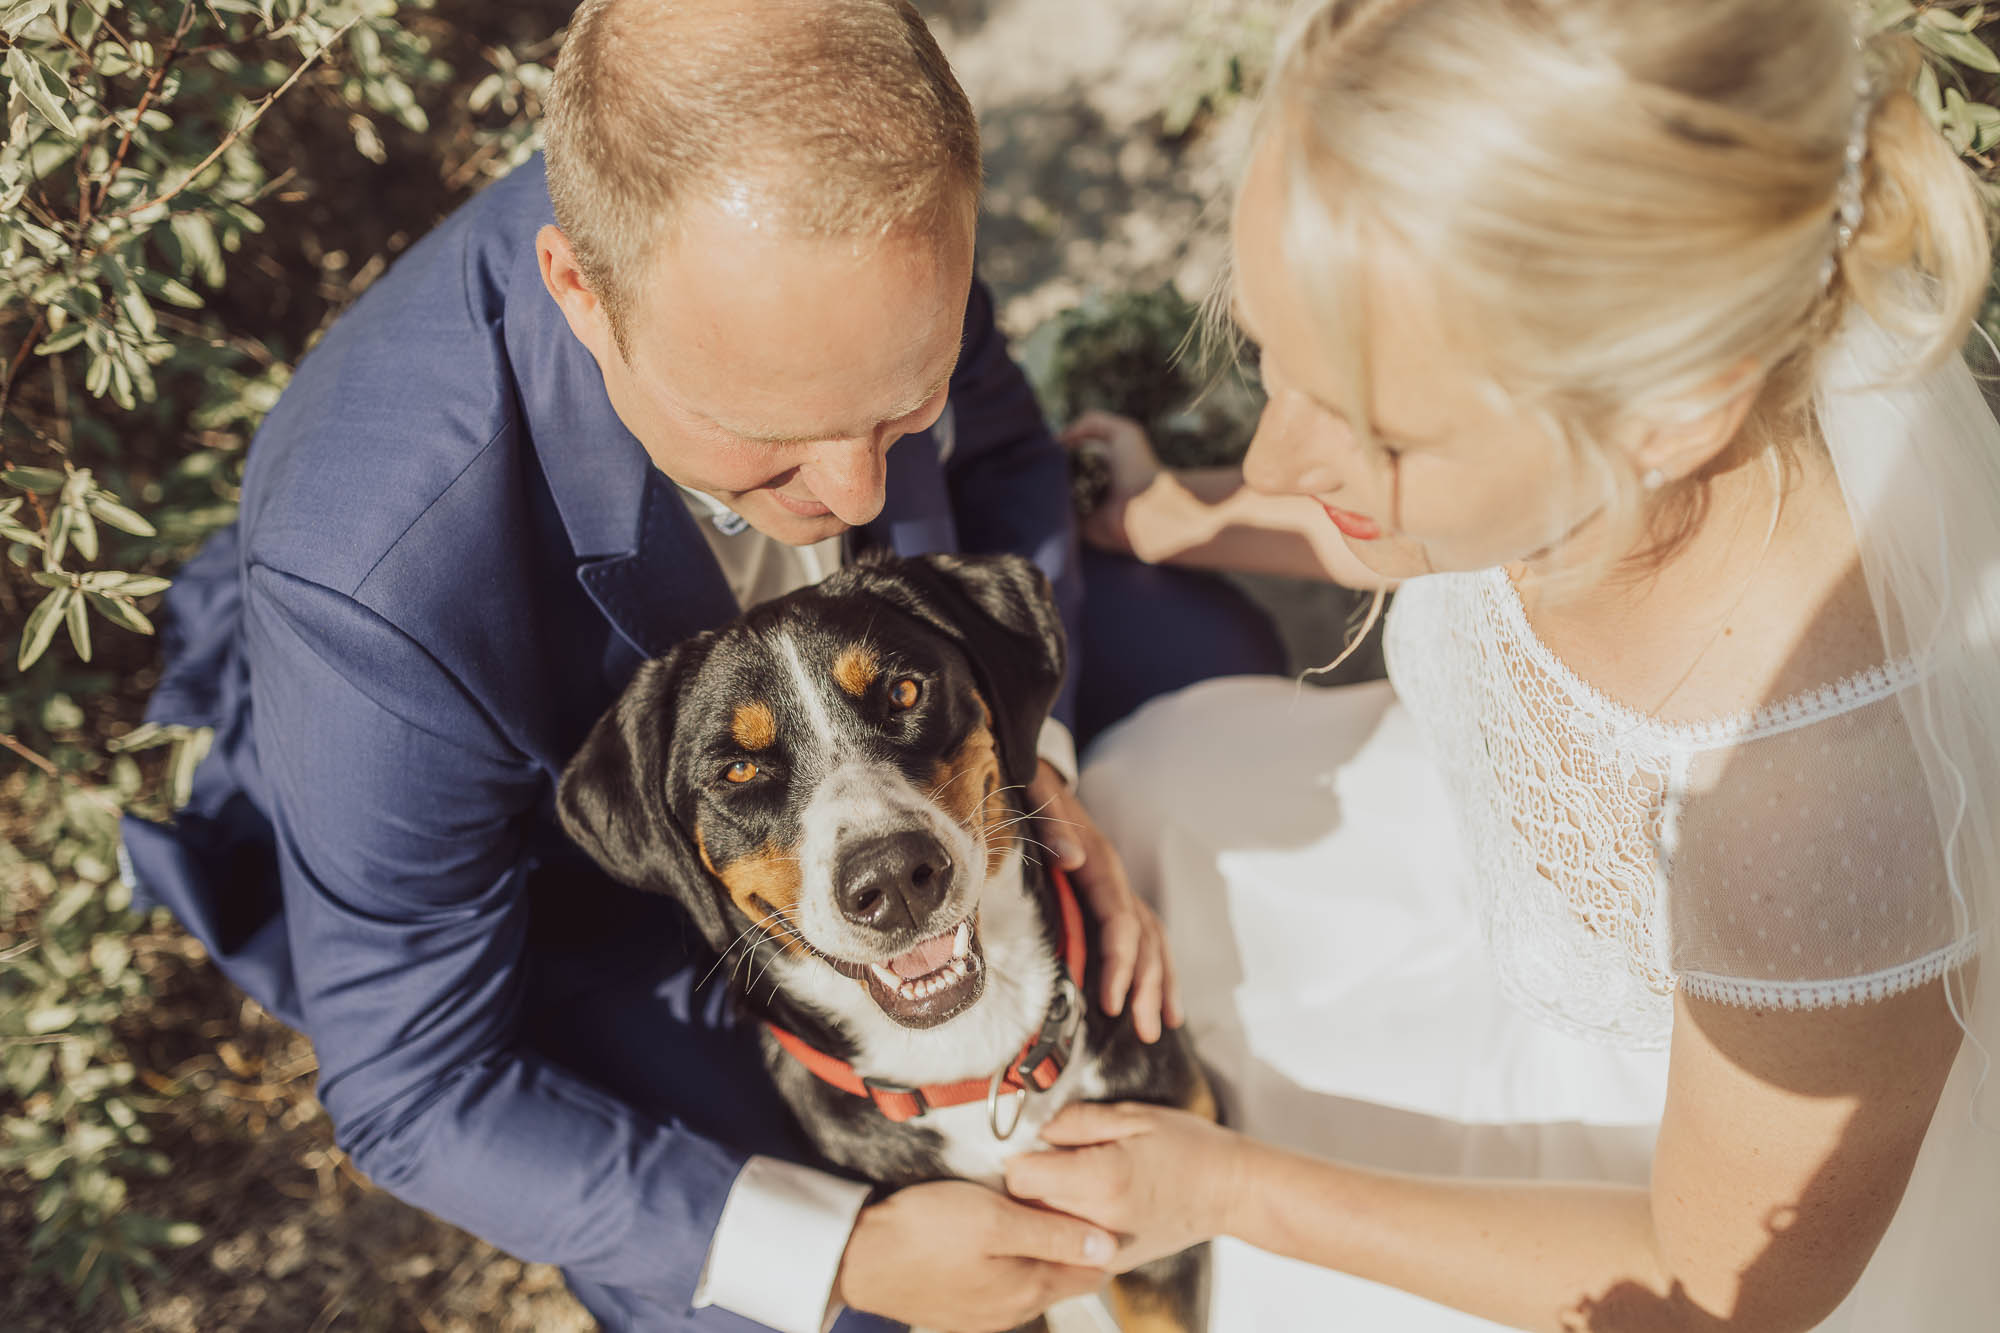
[1075,547,1288,748]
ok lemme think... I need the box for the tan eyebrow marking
[832,644,879,698]
[731,701,777,750]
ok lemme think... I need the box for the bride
[1005,1,1999,1329]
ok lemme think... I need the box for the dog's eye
[723,760,758,784]
[889,678,921,710]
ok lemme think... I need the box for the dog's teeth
[953,921,970,958]
[870,964,899,988]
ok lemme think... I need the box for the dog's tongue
[887,930,957,979]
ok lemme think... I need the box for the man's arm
[246,563,762,1311]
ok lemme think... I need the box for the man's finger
[985,1194,1116,1267]
[1126,914,1165,1044]
[1085,873,1140,1017]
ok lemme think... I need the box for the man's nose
[1242,395,1345,498]
[802,435,890,526]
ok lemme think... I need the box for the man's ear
[557,643,731,951]
[536,223,619,368]
[850,552,1067,790]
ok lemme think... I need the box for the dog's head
[558,552,1066,1029]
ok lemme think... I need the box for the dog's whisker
[699,918,779,991]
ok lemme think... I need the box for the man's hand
[1027,760,1180,1042]
[833,1179,1115,1332]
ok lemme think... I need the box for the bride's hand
[1059,411,1168,556]
[1003,1101,1247,1272]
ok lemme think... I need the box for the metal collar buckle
[986,976,1085,1141]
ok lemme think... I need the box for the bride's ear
[1625,360,1765,486]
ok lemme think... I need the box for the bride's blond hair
[1257,0,1991,565]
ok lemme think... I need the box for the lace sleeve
[1664,687,1977,1009]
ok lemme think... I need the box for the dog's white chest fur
[923,1042,1109,1186]
[774,848,1103,1184]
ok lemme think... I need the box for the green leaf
[24,1003,75,1034]
[1869,0,1917,33]
[168,214,225,288]
[46,502,69,564]
[83,592,152,635]
[67,502,97,561]
[1916,26,2000,76]
[1,465,64,493]
[18,585,69,669]
[101,573,169,597]
[65,585,90,660]
[0,1,53,41]
[4,47,74,137]
[83,347,111,397]
[151,275,202,309]
[83,493,154,536]
[33,322,86,355]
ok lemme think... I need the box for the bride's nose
[1243,395,1349,498]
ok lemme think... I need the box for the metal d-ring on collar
[987,973,1086,1140]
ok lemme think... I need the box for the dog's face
[559,553,1066,1030]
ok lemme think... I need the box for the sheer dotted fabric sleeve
[1665,688,1977,1009]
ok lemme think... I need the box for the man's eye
[889,678,921,710]
[724,760,758,784]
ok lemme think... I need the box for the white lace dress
[1077,566,1984,1332]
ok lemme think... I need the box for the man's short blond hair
[542,0,981,347]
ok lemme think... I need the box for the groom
[121,1,1283,1330]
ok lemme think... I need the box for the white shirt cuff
[692,1155,872,1333]
[1036,717,1079,787]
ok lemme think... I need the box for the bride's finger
[1057,410,1140,447]
[1036,1100,1156,1146]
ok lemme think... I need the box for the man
[122,2,1283,1329]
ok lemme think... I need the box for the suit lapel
[576,471,739,661]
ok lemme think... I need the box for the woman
[1005,2,1999,1330]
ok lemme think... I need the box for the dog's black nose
[835,831,953,931]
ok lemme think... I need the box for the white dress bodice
[1384,568,1974,1050]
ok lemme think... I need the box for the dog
[558,551,1211,1332]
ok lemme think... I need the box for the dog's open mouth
[831,918,986,1028]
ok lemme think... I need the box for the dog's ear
[557,643,731,951]
[854,552,1067,789]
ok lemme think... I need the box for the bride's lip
[1322,505,1382,541]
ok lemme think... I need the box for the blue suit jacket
[121,156,1082,1328]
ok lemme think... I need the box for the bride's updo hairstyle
[1260,0,1990,559]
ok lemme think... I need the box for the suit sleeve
[941,277,1085,727]
[244,562,751,1313]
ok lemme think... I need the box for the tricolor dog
[558,552,1210,1332]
